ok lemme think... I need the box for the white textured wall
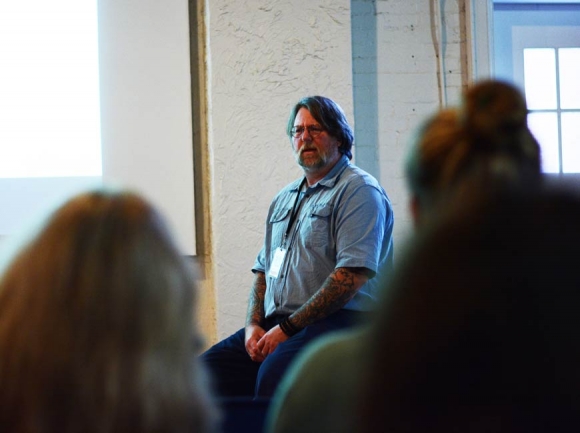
[352,0,466,248]
[204,0,354,339]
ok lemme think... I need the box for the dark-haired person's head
[287,95,354,160]
[458,79,541,185]
[405,79,542,227]
[360,186,580,433]
[0,189,215,433]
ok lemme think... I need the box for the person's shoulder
[267,329,368,433]
[276,328,368,403]
[337,165,391,207]
[299,328,369,366]
[341,163,383,189]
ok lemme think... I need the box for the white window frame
[469,0,580,181]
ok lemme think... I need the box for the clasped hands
[245,323,288,362]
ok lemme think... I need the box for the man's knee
[254,342,300,397]
[199,329,260,397]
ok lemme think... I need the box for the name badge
[268,247,287,279]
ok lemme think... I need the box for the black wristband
[279,317,300,337]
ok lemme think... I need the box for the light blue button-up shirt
[253,156,394,317]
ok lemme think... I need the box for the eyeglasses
[291,125,325,138]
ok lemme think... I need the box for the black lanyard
[282,177,307,247]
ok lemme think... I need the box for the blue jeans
[201,309,367,398]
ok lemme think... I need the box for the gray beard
[297,149,326,170]
[298,156,325,170]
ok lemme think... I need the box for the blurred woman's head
[405,79,542,227]
[0,189,214,433]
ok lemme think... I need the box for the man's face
[291,108,341,174]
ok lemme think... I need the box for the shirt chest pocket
[304,204,333,248]
[269,207,291,246]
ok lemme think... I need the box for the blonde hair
[0,190,214,433]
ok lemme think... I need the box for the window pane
[527,112,560,173]
[524,48,557,110]
[559,48,580,110]
[561,112,580,173]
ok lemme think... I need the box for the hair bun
[463,80,529,149]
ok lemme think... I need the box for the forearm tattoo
[246,272,267,326]
[289,267,366,330]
